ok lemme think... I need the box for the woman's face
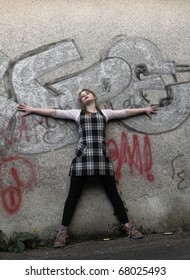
[79,90,96,105]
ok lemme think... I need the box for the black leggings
[61,176,129,226]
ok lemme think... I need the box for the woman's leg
[100,175,143,239]
[61,176,85,226]
[54,176,85,248]
[100,175,129,224]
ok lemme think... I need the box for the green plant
[0,230,8,251]
[0,230,41,253]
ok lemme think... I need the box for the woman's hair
[78,89,100,111]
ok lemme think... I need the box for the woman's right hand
[17,103,34,116]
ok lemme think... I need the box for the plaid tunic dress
[55,107,129,177]
[69,110,115,176]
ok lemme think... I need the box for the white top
[54,109,129,122]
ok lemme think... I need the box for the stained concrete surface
[1,0,190,241]
[0,232,190,260]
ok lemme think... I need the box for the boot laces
[56,226,68,238]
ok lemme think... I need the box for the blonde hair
[78,89,100,111]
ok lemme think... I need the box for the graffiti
[0,113,78,154]
[1,35,190,154]
[171,154,188,190]
[0,51,10,84]
[103,36,190,134]
[0,156,36,214]
[107,131,154,182]
[101,77,111,93]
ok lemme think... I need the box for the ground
[0,232,190,260]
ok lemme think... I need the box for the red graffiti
[0,117,14,147]
[107,132,154,182]
[14,116,30,143]
[0,156,36,214]
[0,115,58,146]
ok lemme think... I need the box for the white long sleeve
[54,109,81,122]
[54,108,129,122]
[102,109,129,121]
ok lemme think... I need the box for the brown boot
[123,222,143,239]
[54,225,69,248]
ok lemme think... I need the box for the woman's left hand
[145,104,158,118]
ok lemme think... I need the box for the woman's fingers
[17,103,31,116]
[150,105,158,113]
[146,104,158,119]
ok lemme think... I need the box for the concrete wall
[1,0,190,239]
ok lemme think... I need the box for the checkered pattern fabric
[69,110,115,176]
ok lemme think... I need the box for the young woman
[18,89,157,248]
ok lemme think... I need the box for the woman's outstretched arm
[102,104,157,121]
[18,103,81,121]
[18,103,56,117]
[126,104,157,118]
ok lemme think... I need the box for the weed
[0,230,41,253]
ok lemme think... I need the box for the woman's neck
[85,103,97,113]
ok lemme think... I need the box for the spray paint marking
[0,156,36,214]
[107,132,154,182]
